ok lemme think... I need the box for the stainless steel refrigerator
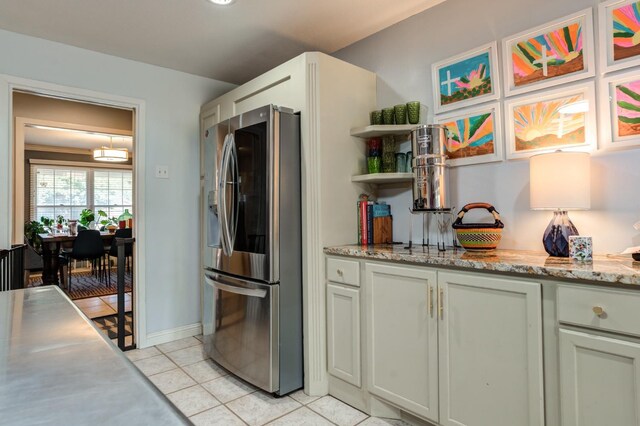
[201,104,302,395]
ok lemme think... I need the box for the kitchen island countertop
[0,286,188,426]
[324,244,640,286]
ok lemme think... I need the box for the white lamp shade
[529,151,590,210]
[93,147,129,162]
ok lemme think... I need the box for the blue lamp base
[542,210,579,257]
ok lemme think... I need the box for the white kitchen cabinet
[202,53,376,394]
[437,271,544,426]
[365,262,439,422]
[559,328,640,426]
[327,283,361,387]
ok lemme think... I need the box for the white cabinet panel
[365,262,439,423]
[559,329,640,426]
[326,257,360,287]
[558,285,640,338]
[327,283,361,387]
[437,272,544,426]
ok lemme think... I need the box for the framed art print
[599,0,640,73]
[435,102,503,167]
[600,69,640,150]
[432,41,500,114]
[502,8,595,97]
[504,81,596,159]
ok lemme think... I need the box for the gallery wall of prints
[432,0,640,167]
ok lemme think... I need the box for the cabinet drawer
[326,257,360,287]
[557,285,640,337]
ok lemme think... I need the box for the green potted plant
[79,209,95,228]
[55,215,66,231]
[24,220,45,253]
[40,216,54,232]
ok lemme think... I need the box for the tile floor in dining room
[126,336,410,426]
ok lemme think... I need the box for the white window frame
[30,160,133,222]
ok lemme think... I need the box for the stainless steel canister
[411,125,450,211]
[411,124,447,159]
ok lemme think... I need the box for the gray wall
[0,28,235,339]
[334,0,640,254]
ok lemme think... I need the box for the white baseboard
[141,322,202,348]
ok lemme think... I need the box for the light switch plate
[155,165,169,179]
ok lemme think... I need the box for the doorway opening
[12,91,137,348]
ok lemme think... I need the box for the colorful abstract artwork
[513,94,585,152]
[599,0,640,73]
[600,70,640,150]
[439,53,492,105]
[511,23,584,87]
[615,79,640,137]
[505,82,596,159]
[436,103,503,166]
[504,9,594,96]
[612,1,640,61]
[433,42,500,113]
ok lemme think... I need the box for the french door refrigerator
[202,104,302,395]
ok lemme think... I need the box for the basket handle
[454,202,502,225]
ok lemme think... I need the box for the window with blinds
[31,165,133,222]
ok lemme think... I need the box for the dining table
[37,231,115,286]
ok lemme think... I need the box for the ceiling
[25,126,133,151]
[0,0,445,84]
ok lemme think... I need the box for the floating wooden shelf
[351,172,413,184]
[350,124,417,138]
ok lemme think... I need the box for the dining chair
[61,230,106,291]
[107,228,133,286]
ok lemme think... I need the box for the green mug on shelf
[394,104,407,125]
[370,110,383,125]
[382,107,395,125]
[407,101,420,125]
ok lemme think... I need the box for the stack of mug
[370,101,421,125]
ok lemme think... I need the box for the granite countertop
[0,286,189,426]
[324,245,640,286]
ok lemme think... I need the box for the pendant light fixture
[94,137,129,162]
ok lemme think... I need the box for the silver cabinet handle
[336,269,344,277]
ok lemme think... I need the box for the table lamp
[529,151,590,257]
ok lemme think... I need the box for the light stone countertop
[0,286,189,426]
[324,245,640,287]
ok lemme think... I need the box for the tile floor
[73,292,132,319]
[126,336,410,426]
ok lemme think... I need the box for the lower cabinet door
[437,272,544,426]
[365,263,439,423]
[559,328,640,426]
[327,283,361,387]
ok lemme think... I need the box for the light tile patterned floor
[126,336,410,426]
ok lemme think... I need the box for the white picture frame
[432,41,501,114]
[598,0,640,74]
[504,81,597,160]
[599,69,640,150]
[435,102,503,167]
[502,8,595,97]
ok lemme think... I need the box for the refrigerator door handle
[218,134,233,256]
[204,274,267,299]
[228,135,240,250]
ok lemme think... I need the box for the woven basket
[452,203,504,250]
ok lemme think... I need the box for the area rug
[29,270,132,300]
[93,312,133,339]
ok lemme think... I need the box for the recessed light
[207,0,235,5]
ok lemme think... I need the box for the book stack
[357,201,392,245]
